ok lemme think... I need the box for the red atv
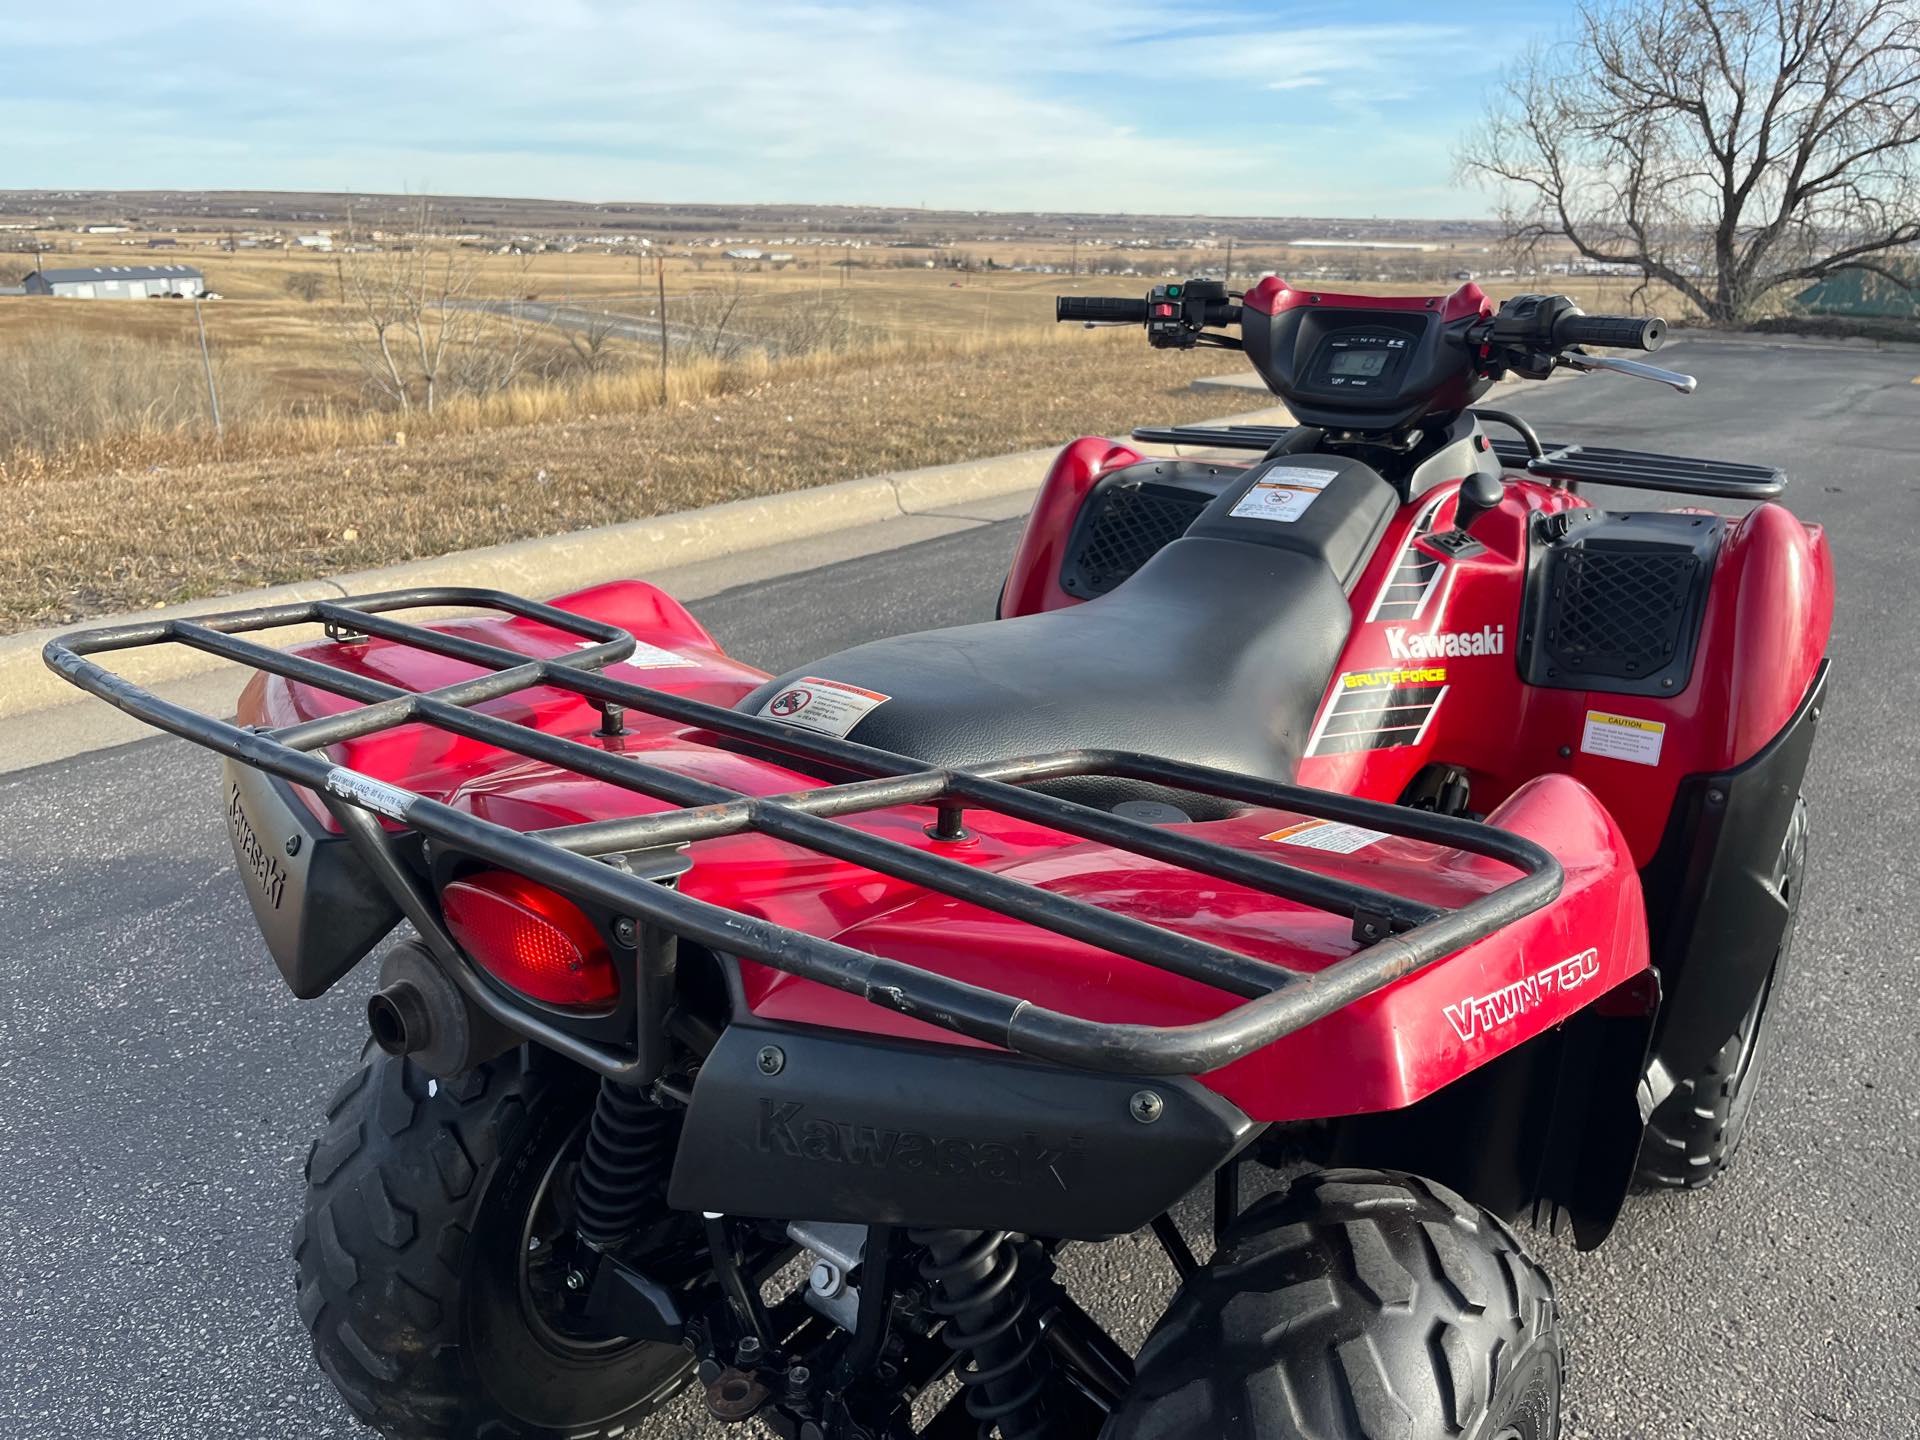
[49,279,1831,1440]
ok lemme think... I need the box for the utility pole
[655,255,669,404]
[193,296,222,437]
[1069,234,1078,276]
[1224,237,1234,288]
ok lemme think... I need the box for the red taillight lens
[441,871,618,1009]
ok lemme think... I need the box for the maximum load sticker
[1580,710,1666,767]
[758,677,891,738]
[1259,819,1389,854]
[1229,467,1342,525]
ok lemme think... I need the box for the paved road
[1,337,1915,1438]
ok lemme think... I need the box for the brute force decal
[1306,667,1449,758]
[1443,948,1602,1042]
[757,1100,1082,1190]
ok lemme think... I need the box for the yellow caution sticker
[1580,710,1667,767]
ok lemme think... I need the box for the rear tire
[1635,795,1808,1190]
[295,1045,694,1438]
[1105,1168,1562,1440]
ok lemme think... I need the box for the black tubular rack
[1131,422,1787,501]
[46,589,1561,1083]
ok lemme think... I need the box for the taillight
[440,871,619,1009]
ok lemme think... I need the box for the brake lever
[1558,349,1697,394]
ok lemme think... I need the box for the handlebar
[1554,312,1665,352]
[1056,296,1151,324]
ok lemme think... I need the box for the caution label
[758,677,891,738]
[575,638,696,669]
[1580,710,1666,767]
[1229,467,1341,524]
[1260,819,1389,854]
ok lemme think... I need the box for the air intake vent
[1061,481,1211,598]
[1521,511,1722,697]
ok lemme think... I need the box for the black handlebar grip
[1554,313,1666,352]
[1055,296,1151,324]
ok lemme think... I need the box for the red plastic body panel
[238,438,1831,1122]
[998,437,1145,615]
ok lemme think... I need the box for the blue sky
[3,2,1559,217]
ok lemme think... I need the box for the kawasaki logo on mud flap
[1442,948,1600,1042]
[1385,623,1506,661]
[758,1101,1082,1190]
[226,783,287,911]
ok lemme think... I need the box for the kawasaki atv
[48,278,1830,1439]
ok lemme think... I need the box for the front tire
[295,1045,694,1438]
[1106,1169,1562,1440]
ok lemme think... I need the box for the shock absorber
[572,1079,680,1248]
[910,1228,1050,1440]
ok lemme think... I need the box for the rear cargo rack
[1132,422,1787,500]
[46,588,1560,1083]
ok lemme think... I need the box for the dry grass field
[0,219,1680,631]
[0,330,1241,630]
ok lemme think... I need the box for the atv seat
[739,457,1397,816]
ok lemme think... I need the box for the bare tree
[333,202,546,411]
[1458,0,1920,324]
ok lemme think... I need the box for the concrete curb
[1,405,1289,723]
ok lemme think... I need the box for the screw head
[756,1045,785,1076]
[612,916,638,947]
[1129,1089,1164,1124]
[564,1269,586,1292]
[1707,787,1727,806]
[284,834,302,857]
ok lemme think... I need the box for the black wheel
[295,1045,695,1438]
[1635,795,1809,1190]
[1106,1169,1562,1440]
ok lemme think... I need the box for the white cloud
[0,2,1521,215]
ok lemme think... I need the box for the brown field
[0,216,1682,633]
[0,330,1251,632]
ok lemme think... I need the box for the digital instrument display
[1329,349,1390,377]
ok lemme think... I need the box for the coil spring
[910,1228,1050,1440]
[572,1080,680,1248]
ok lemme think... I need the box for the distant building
[1797,265,1919,319]
[22,264,206,299]
[147,237,180,248]
[294,233,334,251]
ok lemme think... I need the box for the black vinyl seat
[738,457,1397,816]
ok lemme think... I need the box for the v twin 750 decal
[1442,948,1602,1042]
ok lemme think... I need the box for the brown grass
[1,333,1247,631]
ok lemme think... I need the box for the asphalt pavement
[1,336,1915,1438]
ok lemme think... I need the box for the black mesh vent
[1062,484,1210,597]
[1547,544,1697,678]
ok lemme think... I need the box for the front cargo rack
[1132,421,1787,501]
[46,588,1561,1083]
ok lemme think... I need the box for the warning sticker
[323,767,416,821]
[1580,710,1666,767]
[576,638,696,668]
[1229,467,1342,524]
[758,677,891,738]
[1260,819,1389,854]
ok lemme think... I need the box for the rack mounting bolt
[564,1269,586,1292]
[284,835,302,857]
[612,917,638,947]
[1130,1090,1164,1124]
[757,1045,786,1077]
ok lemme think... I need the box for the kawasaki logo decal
[1385,623,1506,661]
[758,1100,1081,1190]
